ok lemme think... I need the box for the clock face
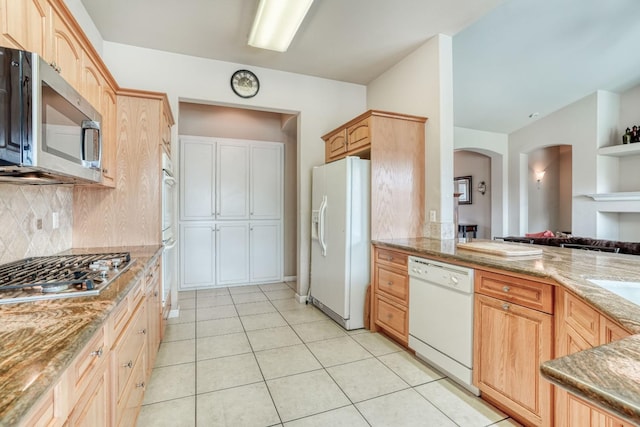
[231,70,259,98]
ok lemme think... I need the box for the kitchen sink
[587,279,640,306]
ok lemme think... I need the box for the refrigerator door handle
[319,195,328,256]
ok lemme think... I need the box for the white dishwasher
[408,256,478,395]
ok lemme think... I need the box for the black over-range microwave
[0,47,102,184]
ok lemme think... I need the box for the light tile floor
[137,282,523,427]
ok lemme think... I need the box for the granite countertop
[373,237,640,424]
[0,245,162,427]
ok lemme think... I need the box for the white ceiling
[80,0,640,134]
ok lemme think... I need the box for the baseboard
[284,275,297,282]
[295,292,308,304]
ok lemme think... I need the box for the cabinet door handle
[138,328,147,335]
[90,347,103,358]
[136,382,146,389]
[502,286,510,292]
[502,303,510,311]
[123,360,133,369]
[154,291,159,297]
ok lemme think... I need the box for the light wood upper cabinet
[323,110,426,240]
[100,85,117,187]
[74,93,167,247]
[346,117,370,152]
[325,129,347,161]
[0,0,49,53]
[473,270,553,427]
[323,116,371,162]
[81,51,102,110]
[555,289,633,427]
[50,8,81,90]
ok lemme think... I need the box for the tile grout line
[173,287,512,427]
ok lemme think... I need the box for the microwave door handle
[81,120,101,169]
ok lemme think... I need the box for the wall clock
[230,69,260,98]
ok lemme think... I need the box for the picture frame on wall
[455,176,472,205]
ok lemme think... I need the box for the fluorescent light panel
[248,0,314,52]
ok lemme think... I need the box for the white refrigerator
[310,156,370,330]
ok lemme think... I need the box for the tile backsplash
[0,184,73,264]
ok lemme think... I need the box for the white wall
[508,93,598,236]
[367,34,455,239]
[61,0,104,55]
[101,42,366,299]
[558,145,572,232]
[527,146,563,233]
[454,126,508,237]
[453,151,491,239]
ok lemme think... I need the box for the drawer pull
[135,382,146,389]
[387,281,393,286]
[90,347,103,358]
[387,313,393,319]
[154,291,159,297]
[123,360,133,369]
[502,303,510,311]
[502,286,510,292]
[138,328,147,335]
[386,256,393,261]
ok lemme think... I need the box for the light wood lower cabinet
[473,270,554,427]
[371,247,409,345]
[146,257,163,379]
[112,297,147,426]
[66,361,110,427]
[19,259,163,426]
[555,289,633,427]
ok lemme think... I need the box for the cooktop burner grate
[0,252,133,304]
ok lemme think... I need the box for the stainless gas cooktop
[0,252,134,304]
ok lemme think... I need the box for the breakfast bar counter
[373,237,640,424]
[0,245,162,427]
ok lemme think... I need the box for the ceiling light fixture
[248,0,314,52]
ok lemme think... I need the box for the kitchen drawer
[113,301,147,401]
[116,347,146,427]
[375,248,408,269]
[67,326,108,401]
[374,295,408,342]
[375,265,408,303]
[109,278,144,342]
[476,270,554,314]
[563,291,599,346]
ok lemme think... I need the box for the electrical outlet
[52,212,59,230]
[430,210,437,222]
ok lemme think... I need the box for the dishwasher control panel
[408,256,474,294]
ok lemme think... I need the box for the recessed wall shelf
[598,144,640,157]
[585,192,640,201]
